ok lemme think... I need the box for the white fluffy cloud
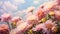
[12,0,25,5]
[14,10,26,17]
[0,0,25,16]
[3,1,18,11]
[0,9,5,13]
[14,0,25,3]
[33,0,40,4]
[33,0,52,4]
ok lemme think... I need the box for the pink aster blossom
[54,11,60,20]
[14,22,29,34]
[32,23,46,31]
[36,9,46,20]
[39,1,57,11]
[16,20,24,26]
[45,19,56,29]
[11,17,21,23]
[26,15,38,24]
[1,13,12,22]
[0,24,9,34]
[27,6,35,13]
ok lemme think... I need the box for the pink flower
[54,11,60,20]
[32,23,46,31]
[26,15,38,24]
[26,24,33,29]
[36,9,45,20]
[27,6,35,13]
[16,20,24,26]
[0,24,9,30]
[45,19,56,29]
[36,1,57,15]
[11,17,21,23]
[1,13,12,22]
[39,1,57,11]
[0,24,9,34]
[14,22,29,34]
[55,0,60,4]
[14,21,34,34]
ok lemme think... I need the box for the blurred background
[0,0,53,19]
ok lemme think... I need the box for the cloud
[14,10,26,17]
[0,0,25,5]
[33,0,52,4]
[12,0,25,5]
[3,1,18,11]
[15,6,35,14]
[14,6,35,16]
[33,0,40,4]
[0,9,5,13]
[0,9,6,15]
[14,0,25,3]
[0,1,3,6]
[12,6,35,20]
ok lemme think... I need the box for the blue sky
[0,0,53,18]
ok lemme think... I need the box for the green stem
[6,22,12,30]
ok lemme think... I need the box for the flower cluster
[0,0,60,34]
